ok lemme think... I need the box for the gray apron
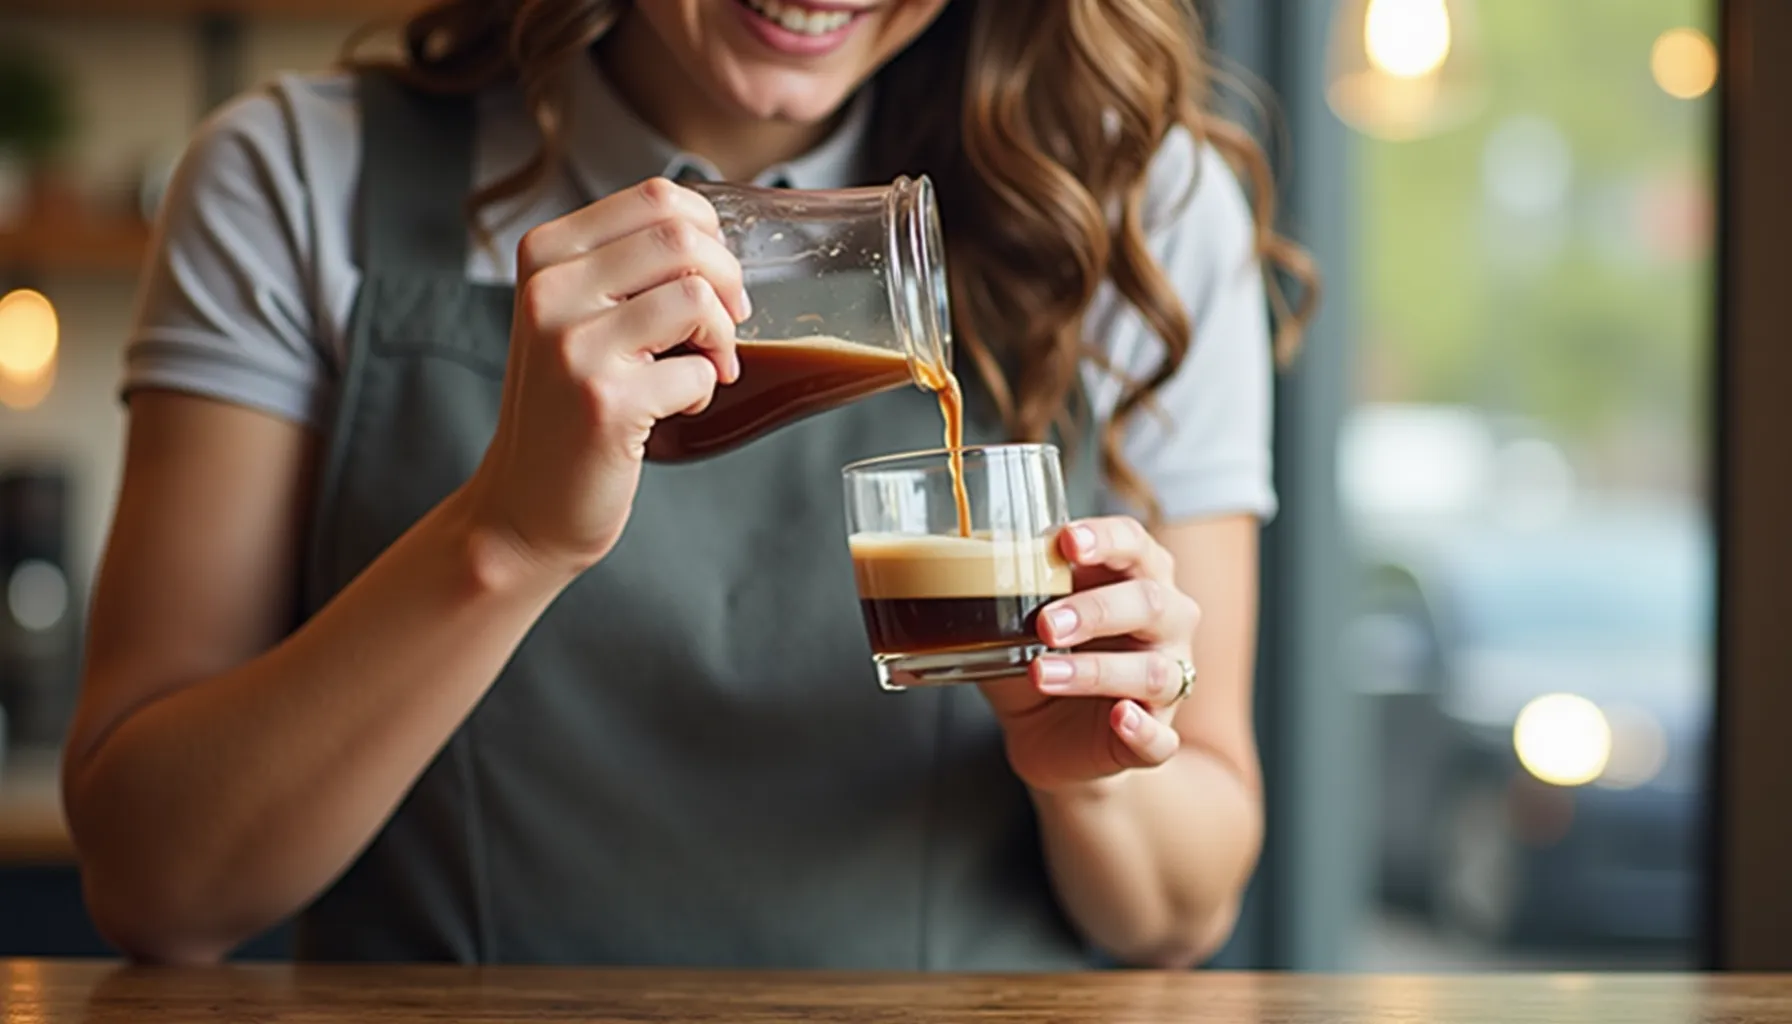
[295,70,1100,968]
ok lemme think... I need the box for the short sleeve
[122,86,333,429]
[1085,129,1278,523]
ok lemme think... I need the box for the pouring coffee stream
[915,358,972,539]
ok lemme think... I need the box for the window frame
[1203,0,1368,970]
[1713,0,1792,972]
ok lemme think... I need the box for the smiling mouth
[736,0,865,37]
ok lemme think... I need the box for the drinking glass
[842,444,1072,690]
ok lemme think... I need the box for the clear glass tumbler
[647,176,953,462]
[842,444,1073,690]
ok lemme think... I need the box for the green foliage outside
[1358,0,1715,491]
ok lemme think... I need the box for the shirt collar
[564,51,873,196]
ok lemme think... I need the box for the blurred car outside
[1338,404,1710,946]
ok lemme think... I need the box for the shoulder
[155,71,363,278]
[1080,125,1277,522]
[1139,125,1258,267]
[171,70,360,217]
[1085,124,1264,348]
[124,72,365,429]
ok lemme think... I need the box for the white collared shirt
[125,55,1276,521]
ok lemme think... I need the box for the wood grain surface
[4,961,1792,1023]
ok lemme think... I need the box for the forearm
[64,489,570,963]
[1031,746,1262,968]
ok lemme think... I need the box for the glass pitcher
[644,174,952,462]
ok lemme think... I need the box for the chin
[722,67,866,124]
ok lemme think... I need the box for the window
[1337,0,1717,969]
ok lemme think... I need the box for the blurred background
[1331,0,1714,970]
[0,0,1716,970]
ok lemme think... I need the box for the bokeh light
[1366,0,1454,79]
[1651,27,1717,100]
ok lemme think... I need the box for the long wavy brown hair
[355,0,1317,521]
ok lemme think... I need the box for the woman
[62,0,1312,968]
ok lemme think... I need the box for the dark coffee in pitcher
[645,337,914,462]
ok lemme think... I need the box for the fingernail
[1070,525,1096,554]
[1119,702,1144,735]
[1037,657,1075,689]
[729,350,742,382]
[738,288,753,322]
[1045,606,1078,641]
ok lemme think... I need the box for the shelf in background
[0,750,71,866]
[0,0,421,18]
[0,213,150,276]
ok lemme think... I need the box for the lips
[737,0,862,38]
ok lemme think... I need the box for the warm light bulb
[0,289,59,378]
[1651,27,1717,100]
[1365,0,1453,79]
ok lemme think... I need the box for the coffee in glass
[842,444,1072,690]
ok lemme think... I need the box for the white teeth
[745,0,854,36]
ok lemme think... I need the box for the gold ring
[1171,658,1196,704]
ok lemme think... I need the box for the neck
[594,13,835,182]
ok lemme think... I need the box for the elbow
[1106,896,1245,970]
[67,792,236,965]
[80,865,235,966]
[1160,898,1244,969]
[66,800,303,967]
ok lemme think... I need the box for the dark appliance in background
[0,464,80,750]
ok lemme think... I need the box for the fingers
[597,274,741,384]
[1060,516,1175,583]
[1031,653,1188,768]
[1036,578,1199,647]
[1032,649,1188,707]
[523,218,750,333]
[517,177,722,278]
[570,323,725,434]
[514,177,746,389]
[1108,701,1181,769]
[637,354,722,419]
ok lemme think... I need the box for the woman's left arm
[993,512,1264,968]
[991,128,1281,967]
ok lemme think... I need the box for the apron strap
[354,69,477,275]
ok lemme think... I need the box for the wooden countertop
[0,752,73,866]
[2,962,1789,1023]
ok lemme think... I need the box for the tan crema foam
[849,532,1072,600]
[734,335,910,361]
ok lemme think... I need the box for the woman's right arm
[64,178,749,965]
[66,390,573,965]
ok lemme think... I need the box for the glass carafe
[644,174,952,462]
